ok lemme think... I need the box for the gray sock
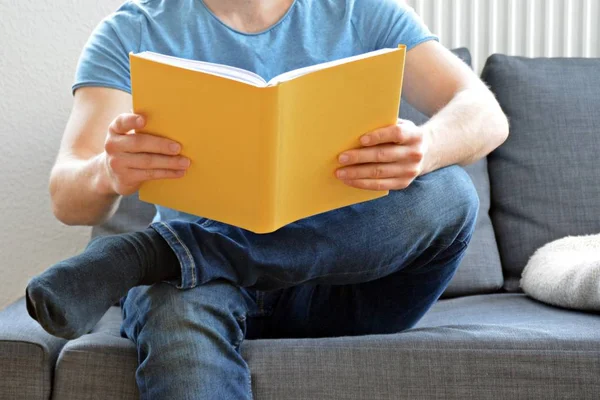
[26,228,180,339]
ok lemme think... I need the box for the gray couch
[2,51,600,400]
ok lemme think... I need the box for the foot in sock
[26,227,180,339]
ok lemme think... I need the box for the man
[33,0,508,398]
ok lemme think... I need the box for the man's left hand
[336,119,427,191]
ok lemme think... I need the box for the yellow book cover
[131,46,406,233]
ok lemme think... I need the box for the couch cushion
[400,48,503,298]
[0,298,67,400]
[52,294,600,399]
[483,55,600,291]
[51,308,137,400]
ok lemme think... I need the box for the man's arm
[403,40,509,173]
[336,41,509,190]
[51,87,189,226]
[50,88,130,225]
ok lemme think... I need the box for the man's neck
[202,0,294,33]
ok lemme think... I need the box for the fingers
[359,122,420,147]
[336,162,418,181]
[339,144,423,166]
[106,159,188,196]
[335,121,425,191]
[108,152,190,171]
[340,178,412,191]
[106,131,182,156]
[106,151,190,192]
[107,113,181,156]
[127,168,187,182]
[109,113,145,135]
[110,168,186,195]
[104,113,189,196]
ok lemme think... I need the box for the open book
[131,45,406,233]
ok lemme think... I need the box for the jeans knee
[397,165,478,249]
[428,165,478,243]
[121,281,248,347]
[121,283,253,399]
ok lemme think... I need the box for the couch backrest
[483,55,600,291]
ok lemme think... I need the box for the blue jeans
[120,165,478,399]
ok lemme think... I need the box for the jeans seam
[247,366,253,399]
[124,292,151,400]
[159,222,197,288]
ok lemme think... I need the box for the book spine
[261,86,281,233]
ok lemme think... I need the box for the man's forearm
[49,154,121,226]
[420,87,509,175]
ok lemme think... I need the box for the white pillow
[520,234,600,311]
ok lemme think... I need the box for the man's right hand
[102,113,191,196]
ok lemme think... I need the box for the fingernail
[339,154,350,164]
[360,136,371,145]
[136,116,144,127]
[337,170,347,178]
[170,143,181,153]
[179,158,190,167]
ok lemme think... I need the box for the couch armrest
[0,297,67,400]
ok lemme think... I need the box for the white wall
[0,1,124,309]
[407,0,600,72]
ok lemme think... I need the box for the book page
[267,48,398,86]
[134,52,268,87]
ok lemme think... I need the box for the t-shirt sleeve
[72,7,141,94]
[352,0,438,52]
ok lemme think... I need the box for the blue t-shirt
[74,0,437,222]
